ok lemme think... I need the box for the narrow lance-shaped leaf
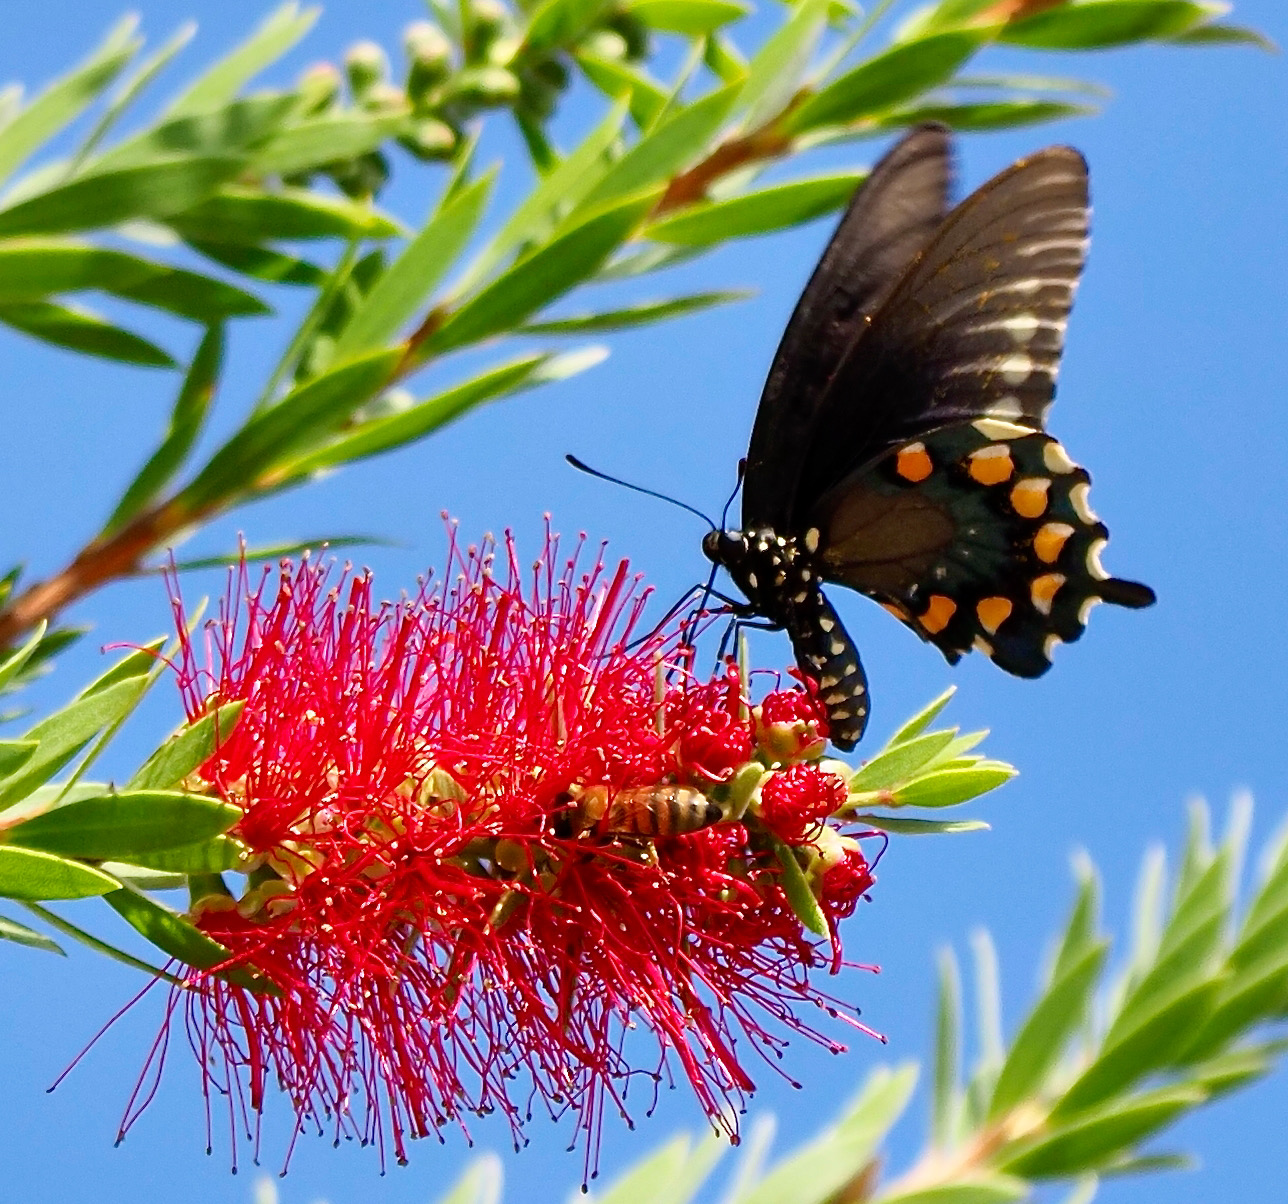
[575,82,742,213]
[0,157,243,238]
[0,16,139,185]
[252,111,411,177]
[648,172,866,245]
[736,0,829,132]
[178,348,400,509]
[107,323,225,531]
[0,300,174,367]
[519,290,748,334]
[891,763,1016,809]
[576,52,669,128]
[333,172,493,359]
[283,348,607,476]
[624,0,752,36]
[116,834,245,874]
[850,729,957,794]
[91,93,301,172]
[887,688,958,746]
[427,192,656,355]
[0,911,64,954]
[1001,1,1223,49]
[0,847,119,900]
[851,815,989,835]
[770,835,827,937]
[165,1,318,117]
[0,621,49,695]
[933,948,962,1148]
[785,30,985,134]
[875,100,1094,131]
[5,790,242,859]
[128,699,244,791]
[169,185,402,244]
[455,102,627,294]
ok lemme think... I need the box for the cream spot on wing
[987,395,1024,421]
[999,353,1033,385]
[1002,314,1040,345]
[1043,442,1076,474]
[973,418,1031,442]
[1086,538,1108,580]
[1070,481,1099,523]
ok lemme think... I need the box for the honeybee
[570,784,723,837]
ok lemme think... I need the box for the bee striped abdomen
[581,785,723,837]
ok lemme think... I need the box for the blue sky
[1,2,1285,1202]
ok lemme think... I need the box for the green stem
[20,901,182,984]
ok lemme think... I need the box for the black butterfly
[702,124,1155,752]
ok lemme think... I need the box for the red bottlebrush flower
[136,524,879,1177]
[754,684,829,763]
[756,763,849,844]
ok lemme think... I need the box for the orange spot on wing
[1011,477,1051,518]
[883,600,912,622]
[921,594,957,634]
[976,596,1014,634]
[967,445,1014,486]
[1034,522,1074,564]
[1031,573,1066,615]
[896,443,933,483]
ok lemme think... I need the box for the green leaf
[0,911,64,953]
[525,0,606,53]
[284,348,607,476]
[159,534,386,572]
[989,941,1109,1119]
[0,621,49,695]
[624,0,752,35]
[184,239,324,285]
[0,242,264,319]
[575,83,742,212]
[0,16,139,185]
[647,171,863,244]
[0,741,37,777]
[1186,1043,1279,1097]
[6,790,241,859]
[332,172,493,359]
[1053,978,1223,1117]
[891,763,1016,809]
[877,99,1094,130]
[103,886,234,971]
[0,300,174,366]
[252,111,410,176]
[456,103,627,293]
[851,729,958,793]
[576,53,669,128]
[737,0,829,131]
[1170,21,1278,50]
[876,1178,1029,1204]
[786,31,984,133]
[80,637,164,694]
[1000,1086,1206,1178]
[933,948,962,1147]
[1050,852,1101,982]
[0,157,242,237]
[520,289,748,333]
[107,324,225,530]
[0,846,119,900]
[429,193,655,355]
[115,834,245,874]
[430,1154,504,1204]
[93,93,300,171]
[851,815,989,835]
[1001,1,1222,49]
[594,1135,704,1204]
[128,700,244,791]
[771,836,827,937]
[0,677,149,810]
[166,2,318,117]
[742,1064,918,1204]
[179,348,400,508]
[887,687,957,746]
[169,185,401,243]
[1182,946,1288,1062]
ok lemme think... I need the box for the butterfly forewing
[743,125,953,531]
[795,147,1090,523]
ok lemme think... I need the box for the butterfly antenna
[566,454,718,530]
[719,458,745,530]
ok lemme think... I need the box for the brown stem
[657,125,796,214]
[0,499,193,649]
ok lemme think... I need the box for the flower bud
[404,21,453,101]
[297,61,342,114]
[345,40,389,99]
[578,29,629,60]
[444,65,521,110]
[401,117,458,161]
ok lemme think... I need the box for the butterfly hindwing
[816,419,1155,676]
